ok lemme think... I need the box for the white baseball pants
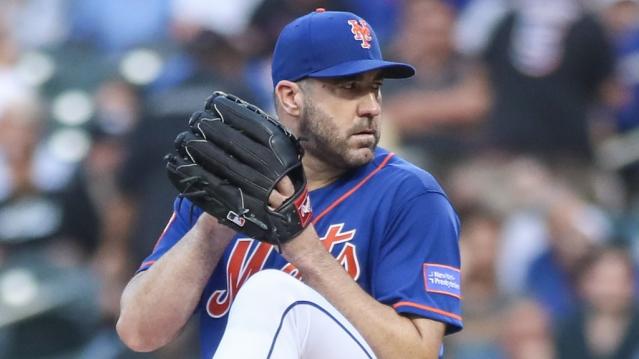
[212,269,376,359]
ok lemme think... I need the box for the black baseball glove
[165,92,312,246]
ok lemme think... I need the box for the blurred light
[47,128,92,163]
[119,48,163,86]
[0,268,38,307]
[16,51,56,87]
[52,90,94,126]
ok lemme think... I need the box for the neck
[302,155,345,191]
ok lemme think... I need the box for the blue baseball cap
[271,9,415,87]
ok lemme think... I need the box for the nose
[357,91,381,119]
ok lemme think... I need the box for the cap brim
[307,59,415,80]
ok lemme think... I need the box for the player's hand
[165,92,313,247]
[268,176,295,209]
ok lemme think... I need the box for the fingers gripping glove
[165,92,313,246]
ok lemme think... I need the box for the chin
[345,147,376,167]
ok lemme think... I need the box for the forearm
[117,215,234,351]
[282,227,443,359]
[388,75,490,132]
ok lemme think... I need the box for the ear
[275,80,304,117]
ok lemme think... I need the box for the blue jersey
[138,147,463,358]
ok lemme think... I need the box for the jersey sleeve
[372,191,462,334]
[136,197,202,273]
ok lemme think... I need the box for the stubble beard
[298,98,379,170]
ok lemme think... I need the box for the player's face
[298,71,383,169]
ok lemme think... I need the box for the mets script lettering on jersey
[207,239,275,318]
[206,223,360,318]
[348,19,372,49]
[282,223,359,280]
[320,224,360,280]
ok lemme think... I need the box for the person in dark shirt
[556,243,639,359]
[483,0,615,161]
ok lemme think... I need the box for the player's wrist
[193,213,235,246]
[279,225,327,266]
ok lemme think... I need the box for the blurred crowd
[0,0,637,358]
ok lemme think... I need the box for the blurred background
[0,0,637,358]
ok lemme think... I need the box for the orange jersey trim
[393,301,462,322]
[138,212,177,271]
[426,289,463,300]
[312,152,395,224]
[152,212,177,252]
[139,260,156,270]
[425,263,461,273]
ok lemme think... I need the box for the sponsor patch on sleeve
[423,263,461,299]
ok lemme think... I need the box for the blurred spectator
[483,0,615,161]
[612,6,639,170]
[492,157,556,296]
[443,154,615,303]
[594,0,639,198]
[81,80,142,358]
[384,0,489,176]
[597,0,639,37]
[0,87,99,358]
[170,0,264,38]
[88,81,139,280]
[69,0,171,55]
[0,0,69,50]
[0,90,86,247]
[150,30,253,98]
[448,206,507,359]
[556,244,639,358]
[525,187,611,323]
[93,80,141,137]
[0,92,53,242]
[500,298,556,359]
[454,0,509,58]
[443,153,555,298]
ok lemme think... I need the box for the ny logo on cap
[348,19,372,49]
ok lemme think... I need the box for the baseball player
[117,9,462,359]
